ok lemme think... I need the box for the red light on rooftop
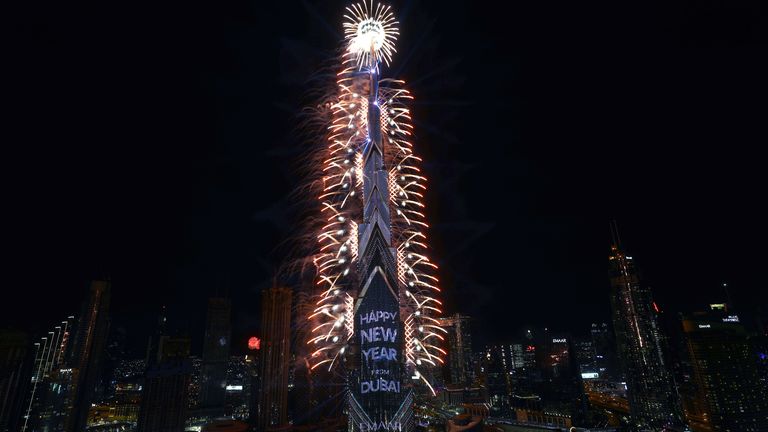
[248,336,261,350]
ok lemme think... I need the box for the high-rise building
[200,297,231,415]
[255,286,291,431]
[608,226,681,428]
[67,279,111,432]
[0,330,31,432]
[20,316,75,432]
[305,4,445,432]
[19,281,110,432]
[440,314,473,387]
[590,323,618,380]
[137,335,192,432]
[680,304,768,432]
[573,339,596,377]
[483,345,511,411]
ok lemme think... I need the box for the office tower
[200,298,231,415]
[66,279,111,431]
[305,4,445,431]
[483,345,511,411]
[590,323,618,380]
[608,227,681,428]
[21,316,75,432]
[440,314,473,387]
[137,335,192,432]
[255,286,292,431]
[680,304,768,432]
[223,356,250,419]
[573,339,597,377]
[146,306,168,366]
[535,331,571,380]
[0,330,31,432]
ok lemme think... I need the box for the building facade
[680,305,768,432]
[440,314,473,387]
[608,231,681,428]
[200,297,231,414]
[255,286,292,431]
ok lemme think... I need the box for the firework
[305,2,443,429]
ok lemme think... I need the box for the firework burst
[343,1,399,69]
[306,1,444,410]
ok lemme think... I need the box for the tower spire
[610,219,622,249]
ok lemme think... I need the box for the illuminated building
[590,322,617,379]
[440,314,473,387]
[200,297,232,415]
[534,332,571,380]
[608,226,681,428]
[137,335,192,432]
[224,356,251,419]
[0,330,31,432]
[114,358,147,380]
[255,286,291,430]
[305,3,445,431]
[680,304,768,432]
[573,339,596,376]
[483,345,511,411]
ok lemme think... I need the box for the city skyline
[3,1,768,430]
[5,1,768,351]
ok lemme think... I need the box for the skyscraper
[67,279,111,432]
[255,286,291,431]
[20,315,76,432]
[200,297,231,415]
[137,335,192,432]
[590,322,618,379]
[440,314,474,387]
[680,304,768,432]
[67,280,112,432]
[608,226,681,428]
[305,3,445,432]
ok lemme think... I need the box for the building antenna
[722,282,734,310]
[610,220,622,248]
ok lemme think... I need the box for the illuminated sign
[723,315,739,323]
[225,385,243,391]
[552,338,567,343]
[698,324,711,329]
[247,336,261,350]
[359,309,400,394]
[581,372,599,379]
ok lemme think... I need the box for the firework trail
[289,1,445,427]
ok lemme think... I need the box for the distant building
[590,322,618,379]
[482,345,511,411]
[200,297,231,416]
[439,314,473,387]
[573,339,596,377]
[137,335,192,432]
[21,316,76,432]
[255,286,292,430]
[608,227,682,428]
[224,356,251,419]
[680,304,768,432]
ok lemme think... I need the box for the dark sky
[5,0,767,354]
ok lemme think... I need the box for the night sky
[5,0,767,355]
